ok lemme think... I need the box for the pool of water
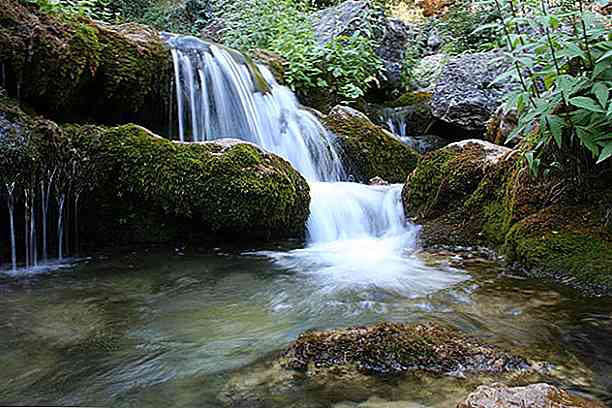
[1,244,611,407]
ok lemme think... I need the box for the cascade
[165,35,415,248]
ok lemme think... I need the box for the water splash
[167,35,469,293]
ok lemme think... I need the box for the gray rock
[312,0,415,89]
[401,134,448,154]
[458,383,606,408]
[431,52,516,133]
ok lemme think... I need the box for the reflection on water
[0,246,610,407]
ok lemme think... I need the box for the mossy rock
[280,321,527,377]
[324,105,420,183]
[387,91,433,109]
[402,138,612,294]
[403,139,512,222]
[505,203,612,293]
[72,125,311,243]
[0,99,310,247]
[0,0,173,129]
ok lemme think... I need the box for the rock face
[280,322,527,377]
[431,52,515,134]
[402,139,612,294]
[0,0,173,129]
[312,0,414,89]
[458,383,606,408]
[0,97,310,248]
[324,105,420,183]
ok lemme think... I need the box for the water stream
[1,36,611,407]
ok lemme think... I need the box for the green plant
[21,0,120,22]
[221,0,383,101]
[434,0,500,54]
[488,0,611,183]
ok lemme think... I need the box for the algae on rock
[324,105,420,183]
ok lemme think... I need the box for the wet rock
[251,49,286,85]
[280,322,527,377]
[324,105,420,183]
[431,52,515,134]
[402,135,449,154]
[458,383,606,408]
[0,97,311,246]
[369,176,389,186]
[0,0,173,129]
[402,135,612,294]
[312,0,415,90]
[403,139,512,221]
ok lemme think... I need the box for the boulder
[402,138,612,294]
[431,52,515,134]
[403,139,512,221]
[281,322,527,377]
[0,0,173,129]
[0,97,310,253]
[458,383,606,408]
[324,105,420,183]
[403,134,449,154]
[312,0,415,90]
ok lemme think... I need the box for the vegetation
[221,0,383,101]
[487,0,611,185]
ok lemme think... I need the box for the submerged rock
[458,383,606,408]
[324,105,420,183]
[0,0,173,128]
[280,322,527,377]
[431,52,515,134]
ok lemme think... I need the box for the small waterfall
[165,35,418,254]
[166,35,344,183]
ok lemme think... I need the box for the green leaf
[596,49,612,64]
[569,96,606,113]
[543,114,565,148]
[597,143,612,164]
[592,83,609,108]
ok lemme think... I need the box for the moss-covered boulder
[281,322,527,377]
[403,139,512,223]
[0,98,310,252]
[0,0,173,129]
[79,125,310,243]
[402,139,612,294]
[324,105,420,183]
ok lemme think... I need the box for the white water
[166,36,469,291]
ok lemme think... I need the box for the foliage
[488,0,612,181]
[221,0,383,101]
[433,0,500,54]
[20,0,119,22]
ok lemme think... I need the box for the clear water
[1,246,611,407]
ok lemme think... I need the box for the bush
[220,0,383,101]
[487,0,611,186]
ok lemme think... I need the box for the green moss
[324,108,420,183]
[403,142,491,220]
[76,124,310,241]
[505,207,612,289]
[388,91,432,108]
[0,0,172,126]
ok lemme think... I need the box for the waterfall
[165,35,417,250]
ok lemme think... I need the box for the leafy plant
[221,0,383,101]
[488,0,611,181]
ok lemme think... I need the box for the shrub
[487,0,611,185]
[221,0,383,101]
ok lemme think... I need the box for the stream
[1,246,611,406]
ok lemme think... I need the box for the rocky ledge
[402,139,612,295]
